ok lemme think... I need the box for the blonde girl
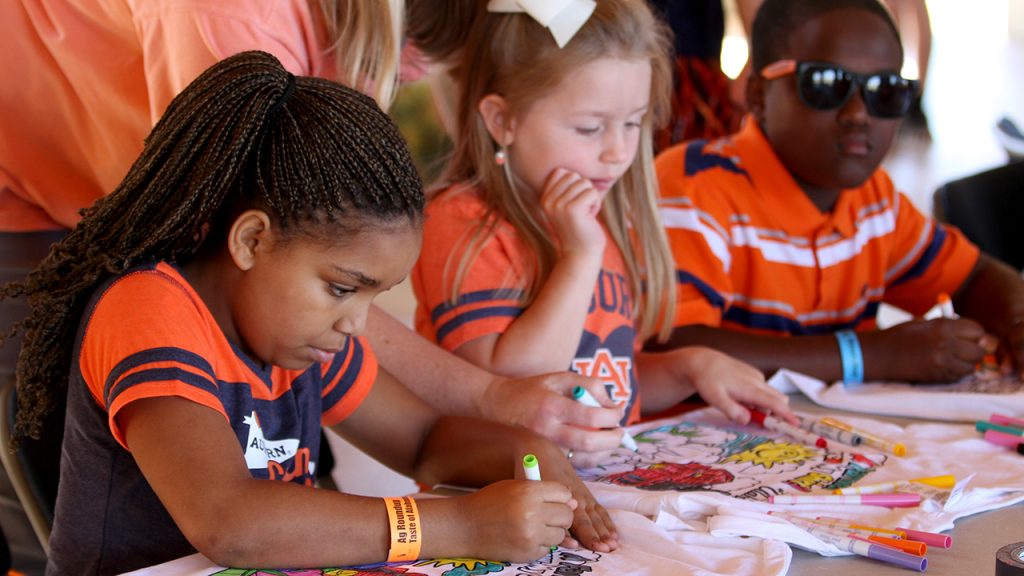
[413,0,794,463]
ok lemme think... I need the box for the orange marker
[936,293,957,319]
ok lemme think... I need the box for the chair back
[0,379,63,554]
[933,161,1024,271]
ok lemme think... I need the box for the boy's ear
[746,73,767,125]
[228,210,274,271]
[478,94,515,147]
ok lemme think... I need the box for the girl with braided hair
[6,51,616,575]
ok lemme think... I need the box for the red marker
[749,408,828,449]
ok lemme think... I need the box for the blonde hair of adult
[442,0,676,342]
[318,0,404,107]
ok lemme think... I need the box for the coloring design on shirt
[577,419,886,501]
[208,552,599,576]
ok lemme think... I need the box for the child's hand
[459,479,574,562]
[868,319,989,382]
[481,373,629,454]
[682,346,795,425]
[540,168,606,260]
[525,446,619,553]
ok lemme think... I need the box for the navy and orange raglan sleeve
[79,266,228,449]
[881,182,980,316]
[412,189,530,352]
[319,335,377,427]
[656,140,742,329]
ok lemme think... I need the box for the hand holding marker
[522,454,557,553]
[571,386,639,452]
[931,292,1001,371]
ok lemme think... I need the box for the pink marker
[896,527,953,549]
[983,429,1024,449]
[769,492,921,507]
[990,413,1024,429]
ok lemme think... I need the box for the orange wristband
[383,496,421,562]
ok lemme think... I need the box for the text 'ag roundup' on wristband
[384,496,421,562]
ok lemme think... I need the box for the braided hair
[1,50,423,444]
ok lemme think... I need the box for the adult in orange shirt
[1,0,616,447]
[653,0,1024,385]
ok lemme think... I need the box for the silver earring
[494,148,507,166]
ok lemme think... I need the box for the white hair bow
[487,0,597,48]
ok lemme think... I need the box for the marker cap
[868,535,927,556]
[571,386,601,408]
[522,454,541,481]
[897,527,953,549]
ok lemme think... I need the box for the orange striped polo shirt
[656,118,979,335]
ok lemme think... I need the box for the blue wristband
[835,330,864,386]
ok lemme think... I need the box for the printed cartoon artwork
[199,417,883,575]
[209,552,599,576]
[575,421,886,501]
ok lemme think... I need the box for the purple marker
[896,527,953,549]
[804,526,927,572]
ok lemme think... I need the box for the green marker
[522,454,556,552]
[522,453,542,481]
[571,386,639,452]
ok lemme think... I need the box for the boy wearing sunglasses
[652,0,1024,385]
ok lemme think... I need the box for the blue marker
[571,386,639,452]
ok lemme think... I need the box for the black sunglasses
[761,59,919,119]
